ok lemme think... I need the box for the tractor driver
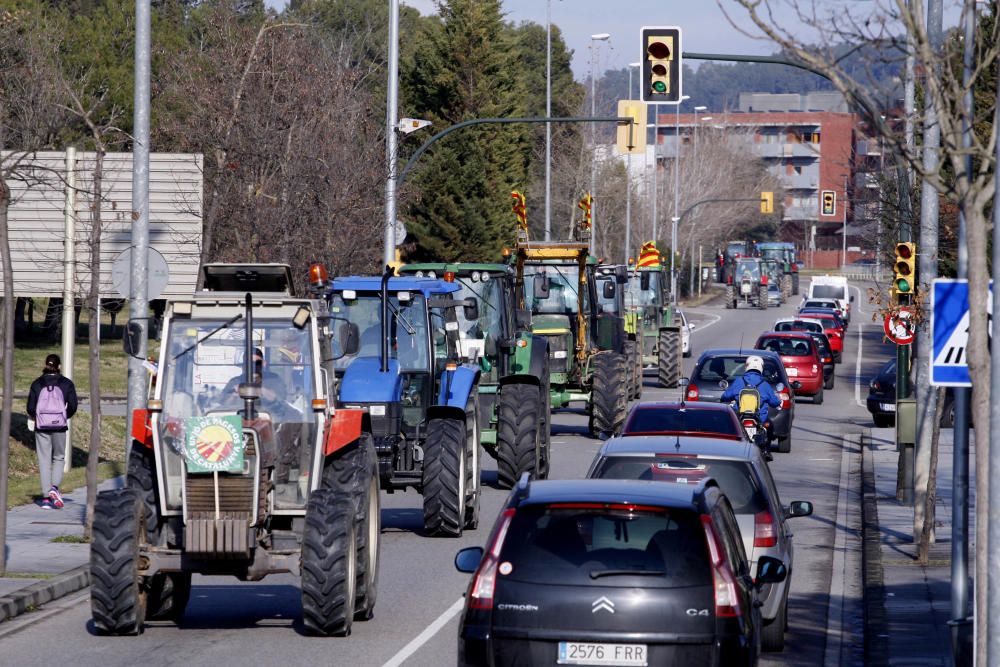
[222,347,288,414]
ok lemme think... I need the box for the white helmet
[745,355,764,373]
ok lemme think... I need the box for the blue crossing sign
[930,279,993,386]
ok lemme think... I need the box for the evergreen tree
[400,0,531,261]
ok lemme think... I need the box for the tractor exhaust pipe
[242,292,258,420]
[381,265,392,373]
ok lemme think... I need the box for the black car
[454,477,787,667]
[686,349,796,453]
[867,358,957,428]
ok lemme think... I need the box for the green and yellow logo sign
[184,416,244,473]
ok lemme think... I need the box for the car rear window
[774,320,822,333]
[499,505,711,587]
[697,355,783,385]
[801,311,843,327]
[592,457,767,515]
[811,285,846,300]
[623,408,739,437]
[757,336,813,357]
[810,334,832,356]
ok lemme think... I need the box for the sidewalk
[865,427,967,666]
[0,475,123,612]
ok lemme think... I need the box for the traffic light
[821,190,836,216]
[511,191,527,228]
[893,242,915,295]
[578,193,593,228]
[640,27,682,104]
[760,191,774,214]
[616,100,647,155]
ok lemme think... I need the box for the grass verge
[50,535,89,544]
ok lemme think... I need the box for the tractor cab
[625,244,683,387]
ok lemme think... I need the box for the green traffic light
[653,81,667,93]
[896,278,911,293]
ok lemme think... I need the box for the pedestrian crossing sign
[930,279,993,386]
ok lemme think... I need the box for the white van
[805,276,853,324]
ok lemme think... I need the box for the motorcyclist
[721,355,781,458]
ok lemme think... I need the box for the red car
[755,332,826,404]
[797,311,845,362]
[620,401,744,441]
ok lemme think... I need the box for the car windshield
[735,259,761,281]
[156,317,319,511]
[499,504,711,587]
[623,407,740,437]
[524,264,586,315]
[328,292,430,371]
[775,320,822,333]
[592,457,767,515]
[811,285,846,300]
[697,355,783,385]
[800,311,843,328]
[758,336,813,357]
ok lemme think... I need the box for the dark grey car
[685,349,797,453]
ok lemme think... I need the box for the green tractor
[625,256,683,389]
[757,241,800,298]
[514,241,630,438]
[397,263,551,489]
[595,264,643,402]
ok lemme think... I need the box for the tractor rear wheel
[422,417,467,537]
[323,434,380,622]
[758,285,768,309]
[496,383,542,489]
[657,328,680,388]
[626,340,642,400]
[782,274,792,301]
[91,488,147,635]
[792,272,800,295]
[725,285,735,309]
[302,489,357,636]
[590,352,628,438]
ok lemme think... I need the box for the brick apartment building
[653,92,865,254]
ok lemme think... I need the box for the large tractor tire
[538,361,552,480]
[496,383,542,489]
[792,272,800,295]
[725,284,735,309]
[91,488,147,636]
[657,328,681,388]
[628,340,643,400]
[302,489,358,636]
[464,395,482,531]
[422,417,467,537]
[758,285,769,309]
[781,274,792,301]
[323,434,380,622]
[590,352,628,438]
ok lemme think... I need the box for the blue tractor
[327,269,482,536]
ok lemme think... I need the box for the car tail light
[468,508,516,609]
[778,390,791,409]
[754,509,777,548]
[701,516,742,618]
[829,330,841,338]
[871,381,880,391]
[742,418,757,429]
[687,384,700,401]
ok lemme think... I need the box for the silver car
[586,435,813,653]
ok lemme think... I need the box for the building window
[794,165,803,175]
[811,132,821,144]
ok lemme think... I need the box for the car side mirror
[791,381,802,390]
[463,298,480,323]
[123,320,143,359]
[640,271,651,291]
[338,322,360,357]
[755,555,787,585]
[787,500,813,518]
[850,295,856,303]
[718,379,729,390]
[533,274,550,300]
[602,281,616,299]
[515,308,532,329]
[454,546,484,573]
[677,376,690,389]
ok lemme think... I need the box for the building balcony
[855,172,880,189]
[754,142,820,159]
[784,204,819,221]
[785,172,819,190]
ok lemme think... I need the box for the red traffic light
[896,243,913,260]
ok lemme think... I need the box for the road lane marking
[688,311,721,332]
[382,597,465,667]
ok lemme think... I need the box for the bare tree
[0,6,66,574]
[727,0,998,654]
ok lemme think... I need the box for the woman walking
[26,354,78,509]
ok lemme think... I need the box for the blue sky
[264,1,965,78]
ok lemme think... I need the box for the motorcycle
[719,379,770,456]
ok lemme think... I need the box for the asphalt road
[0,280,892,667]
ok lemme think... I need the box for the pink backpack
[37,384,67,430]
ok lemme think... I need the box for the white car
[677,308,694,357]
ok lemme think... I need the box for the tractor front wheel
[422,417,467,537]
[590,352,628,438]
[496,383,542,489]
[758,285,769,309]
[725,285,735,309]
[91,488,147,635]
[302,489,358,636]
[657,328,681,388]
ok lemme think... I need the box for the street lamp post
[691,114,712,295]
[383,0,400,266]
[624,61,639,264]
[589,33,610,255]
[544,0,557,241]
[672,95,691,297]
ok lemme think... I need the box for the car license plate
[881,403,896,412]
[786,367,798,376]
[558,642,647,666]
